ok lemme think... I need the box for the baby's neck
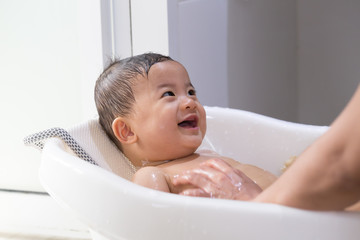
[126,150,198,169]
[138,158,173,168]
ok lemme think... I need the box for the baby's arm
[132,167,170,192]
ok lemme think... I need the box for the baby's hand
[172,158,262,201]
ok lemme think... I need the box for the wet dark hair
[94,53,173,149]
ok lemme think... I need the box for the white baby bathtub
[37,106,360,240]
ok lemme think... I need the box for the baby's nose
[181,96,196,110]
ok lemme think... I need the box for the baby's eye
[188,89,196,96]
[162,91,175,97]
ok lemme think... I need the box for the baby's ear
[112,117,137,144]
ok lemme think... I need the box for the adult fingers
[179,188,210,198]
[200,158,249,186]
[198,159,263,200]
[172,166,230,198]
[174,166,248,199]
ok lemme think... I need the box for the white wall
[297,0,360,125]
[0,0,103,192]
[131,0,169,56]
[101,0,132,61]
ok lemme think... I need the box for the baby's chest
[162,154,218,175]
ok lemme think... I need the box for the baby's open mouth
[178,116,198,128]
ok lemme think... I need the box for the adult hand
[171,158,262,201]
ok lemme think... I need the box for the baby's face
[129,60,206,163]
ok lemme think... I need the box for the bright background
[0,0,359,193]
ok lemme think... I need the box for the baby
[94,53,277,200]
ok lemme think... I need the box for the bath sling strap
[24,127,97,166]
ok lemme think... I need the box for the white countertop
[0,190,91,240]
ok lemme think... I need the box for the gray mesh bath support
[24,128,97,166]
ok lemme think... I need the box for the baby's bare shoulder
[133,166,163,176]
[132,166,170,192]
